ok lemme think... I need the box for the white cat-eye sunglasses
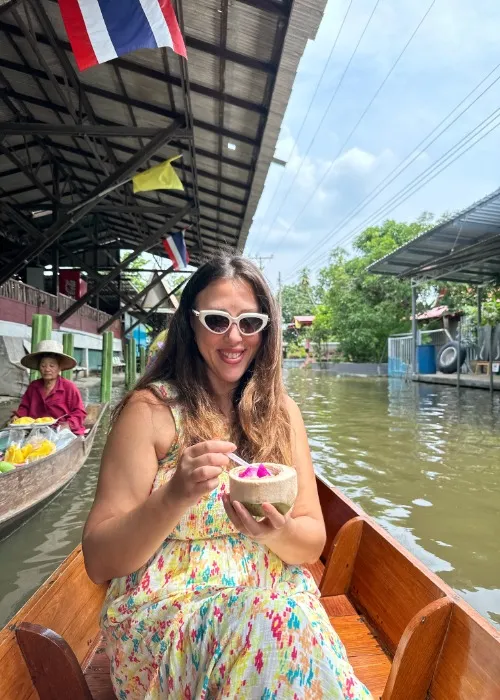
[192,309,269,336]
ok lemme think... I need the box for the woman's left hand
[222,494,290,542]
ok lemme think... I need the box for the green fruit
[0,461,16,473]
[241,502,292,517]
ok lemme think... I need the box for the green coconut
[0,461,16,473]
[228,463,297,518]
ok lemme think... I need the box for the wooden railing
[0,278,114,328]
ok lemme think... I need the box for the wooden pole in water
[128,337,137,389]
[62,333,74,380]
[139,346,146,375]
[411,281,418,377]
[456,321,461,390]
[100,331,113,402]
[124,338,129,389]
[489,324,494,394]
[125,338,131,389]
[30,314,52,381]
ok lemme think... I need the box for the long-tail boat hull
[0,404,107,541]
[0,475,499,699]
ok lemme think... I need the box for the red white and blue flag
[162,231,189,270]
[57,0,187,72]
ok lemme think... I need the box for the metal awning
[0,0,326,314]
[369,187,500,285]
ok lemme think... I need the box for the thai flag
[162,231,189,270]
[58,0,187,72]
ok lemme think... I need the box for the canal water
[0,372,499,630]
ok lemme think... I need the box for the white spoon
[227,452,251,468]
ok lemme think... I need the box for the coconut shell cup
[228,463,297,518]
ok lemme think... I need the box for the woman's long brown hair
[115,255,292,465]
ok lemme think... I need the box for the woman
[83,256,371,699]
[15,339,87,435]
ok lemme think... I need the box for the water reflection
[285,370,500,628]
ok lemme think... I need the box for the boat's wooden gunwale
[317,474,500,630]
[0,473,499,699]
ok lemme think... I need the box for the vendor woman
[14,340,87,435]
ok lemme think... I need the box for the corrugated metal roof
[0,0,327,314]
[369,187,500,284]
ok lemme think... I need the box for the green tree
[310,305,333,360]
[315,218,433,362]
[280,269,315,324]
[120,252,149,292]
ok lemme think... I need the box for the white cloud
[245,0,500,288]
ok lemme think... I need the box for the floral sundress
[101,382,372,699]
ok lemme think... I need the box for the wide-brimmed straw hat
[20,339,77,372]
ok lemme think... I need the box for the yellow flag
[132,155,184,193]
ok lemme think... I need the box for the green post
[62,333,74,380]
[124,339,130,389]
[139,346,146,375]
[100,331,113,403]
[128,337,137,389]
[30,313,52,381]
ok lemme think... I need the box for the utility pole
[277,271,284,360]
[249,254,273,271]
[277,271,282,317]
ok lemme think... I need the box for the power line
[284,60,500,279]
[285,106,500,282]
[254,0,382,256]
[247,0,355,257]
[248,254,274,271]
[267,0,436,260]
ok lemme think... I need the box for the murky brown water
[287,370,500,628]
[0,372,499,629]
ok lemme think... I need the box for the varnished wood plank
[0,547,107,700]
[82,638,107,674]
[350,653,392,699]
[321,595,357,617]
[382,598,451,699]
[430,602,500,700]
[330,615,389,658]
[316,476,363,559]
[349,522,447,654]
[16,623,93,700]
[83,673,115,700]
[83,652,110,675]
[304,559,324,585]
[320,516,363,596]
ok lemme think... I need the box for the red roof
[413,305,463,321]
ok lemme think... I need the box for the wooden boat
[0,404,107,541]
[0,474,499,699]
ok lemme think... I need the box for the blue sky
[244,0,500,288]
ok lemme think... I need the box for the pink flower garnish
[239,464,271,478]
[256,464,271,477]
[239,466,259,478]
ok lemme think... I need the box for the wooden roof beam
[56,204,192,324]
[0,17,276,73]
[0,60,258,147]
[0,123,184,285]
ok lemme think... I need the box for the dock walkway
[414,372,500,390]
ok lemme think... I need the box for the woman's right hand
[167,440,236,507]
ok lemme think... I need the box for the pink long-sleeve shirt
[17,376,87,435]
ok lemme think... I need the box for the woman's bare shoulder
[118,388,175,432]
[284,394,302,420]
